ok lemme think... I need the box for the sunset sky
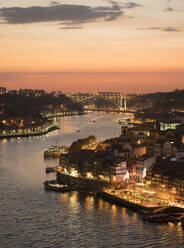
[0,0,184,93]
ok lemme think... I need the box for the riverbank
[0,124,59,139]
[0,110,86,139]
[56,172,157,212]
[98,192,184,224]
[42,110,86,118]
[56,171,184,224]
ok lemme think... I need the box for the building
[130,122,159,137]
[160,121,180,131]
[134,155,156,182]
[144,159,184,203]
[110,160,127,183]
[153,140,173,157]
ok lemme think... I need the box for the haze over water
[0,112,184,248]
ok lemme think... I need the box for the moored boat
[44,180,71,192]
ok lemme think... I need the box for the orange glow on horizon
[0,0,184,92]
[1,71,184,93]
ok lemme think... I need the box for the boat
[44,180,71,192]
[76,129,80,132]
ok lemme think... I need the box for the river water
[0,112,184,248]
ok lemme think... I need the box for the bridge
[66,92,127,110]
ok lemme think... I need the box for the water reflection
[1,138,7,144]
[111,204,118,217]
[84,195,94,210]
[1,112,184,248]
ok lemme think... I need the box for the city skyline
[0,0,184,92]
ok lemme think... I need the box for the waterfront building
[133,155,156,182]
[59,150,96,177]
[110,161,127,183]
[144,159,184,203]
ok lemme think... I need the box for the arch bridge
[66,92,127,110]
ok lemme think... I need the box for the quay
[42,110,86,118]
[56,171,184,224]
[56,171,155,212]
[98,191,151,214]
[0,124,59,139]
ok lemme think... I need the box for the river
[0,112,184,248]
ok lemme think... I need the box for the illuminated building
[144,159,184,203]
[110,161,127,183]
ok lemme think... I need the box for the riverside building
[144,159,184,204]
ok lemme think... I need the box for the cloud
[163,7,184,13]
[123,2,144,9]
[162,27,180,32]
[138,26,181,32]
[0,3,123,27]
[149,27,162,30]
[59,26,83,30]
[50,1,60,6]
[163,7,175,12]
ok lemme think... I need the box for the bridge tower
[124,95,127,110]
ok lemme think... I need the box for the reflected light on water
[111,204,118,217]
[84,196,94,210]
[1,139,7,144]
[132,213,138,221]
[97,199,104,210]
[60,192,68,202]
[121,207,128,218]
[176,224,184,238]
[69,192,79,208]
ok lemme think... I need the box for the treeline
[69,136,97,152]
[128,89,184,112]
[0,91,83,120]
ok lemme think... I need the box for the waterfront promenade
[42,110,85,118]
[0,123,59,139]
[55,170,184,224]
[0,111,84,139]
